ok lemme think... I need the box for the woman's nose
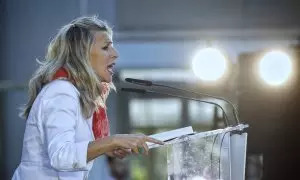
[111,47,119,59]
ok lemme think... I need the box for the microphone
[125,78,240,125]
[121,87,230,125]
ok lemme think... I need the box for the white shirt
[12,80,95,180]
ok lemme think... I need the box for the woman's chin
[102,75,112,83]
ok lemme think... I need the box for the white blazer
[12,80,96,180]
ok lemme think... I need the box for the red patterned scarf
[52,67,110,139]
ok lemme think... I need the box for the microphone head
[125,78,152,86]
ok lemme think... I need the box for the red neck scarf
[52,68,110,139]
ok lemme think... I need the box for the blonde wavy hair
[21,15,114,119]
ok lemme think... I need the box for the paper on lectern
[147,126,194,148]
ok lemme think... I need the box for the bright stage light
[192,47,227,81]
[259,50,292,86]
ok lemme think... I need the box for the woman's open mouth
[107,63,115,75]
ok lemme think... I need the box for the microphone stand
[121,87,230,126]
[125,78,240,126]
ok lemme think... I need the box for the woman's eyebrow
[104,41,112,45]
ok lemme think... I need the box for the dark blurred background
[1,0,300,180]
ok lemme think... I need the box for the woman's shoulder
[41,79,79,99]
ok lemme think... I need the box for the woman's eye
[102,46,109,50]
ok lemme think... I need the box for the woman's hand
[87,134,164,162]
[110,134,164,156]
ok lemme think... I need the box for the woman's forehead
[93,31,112,43]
